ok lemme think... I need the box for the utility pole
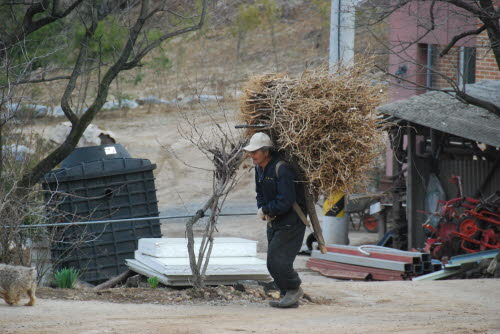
[324,0,357,245]
[329,0,356,70]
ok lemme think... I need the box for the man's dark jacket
[255,156,306,223]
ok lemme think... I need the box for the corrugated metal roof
[378,80,500,148]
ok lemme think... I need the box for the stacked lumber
[307,245,437,281]
[126,238,270,286]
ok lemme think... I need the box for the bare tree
[0,0,209,190]
[162,107,246,290]
[183,138,245,290]
[355,0,500,116]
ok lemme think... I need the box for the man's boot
[279,287,303,307]
[269,300,299,308]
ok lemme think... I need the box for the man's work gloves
[258,207,266,221]
[258,207,274,222]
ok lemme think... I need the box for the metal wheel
[362,214,378,233]
[458,217,482,239]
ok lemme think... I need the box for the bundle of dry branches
[240,62,384,196]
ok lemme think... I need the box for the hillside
[24,0,388,213]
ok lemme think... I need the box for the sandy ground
[1,277,499,334]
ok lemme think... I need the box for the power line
[9,212,257,229]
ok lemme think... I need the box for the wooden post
[406,123,417,250]
[377,207,388,242]
[304,191,328,254]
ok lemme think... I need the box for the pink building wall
[387,2,477,102]
[384,2,480,177]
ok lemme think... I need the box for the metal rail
[10,212,257,229]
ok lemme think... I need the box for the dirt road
[1,278,499,334]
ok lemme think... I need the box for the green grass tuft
[54,268,80,289]
[147,276,159,288]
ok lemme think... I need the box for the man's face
[248,149,268,166]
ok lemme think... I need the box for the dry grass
[239,61,384,196]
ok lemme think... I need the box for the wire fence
[13,212,257,229]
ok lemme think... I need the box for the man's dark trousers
[267,218,306,296]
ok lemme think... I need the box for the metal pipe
[332,244,427,258]
[426,44,434,89]
[412,267,464,281]
[9,212,257,229]
[445,249,499,267]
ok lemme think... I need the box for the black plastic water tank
[42,145,162,284]
[61,144,131,168]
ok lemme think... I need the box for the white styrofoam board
[138,237,257,258]
[126,259,269,282]
[126,259,270,286]
[126,259,171,284]
[134,251,269,276]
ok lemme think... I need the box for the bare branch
[440,25,487,56]
[0,75,71,89]
[17,0,83,45]
[0,2,35,6]
[374,64,455,93]
[165,8,200,20]
[456,90,500,117]
[443,0,485,17]
[121,0,208,70]
[60,20,98,125]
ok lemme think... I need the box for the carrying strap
[292,202,311,227]
[274,160,310,227]
[274,160,327,253]
[274,160,286,178]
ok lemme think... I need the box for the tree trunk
[185,194,217,289]
[0,122,3,177]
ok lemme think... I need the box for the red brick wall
[426,37,499,89]
[387,1,500,100]
[475,0,500,80]
[432,46,460,88]
[476,30,500,81]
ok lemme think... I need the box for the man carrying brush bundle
[243,132,306,309]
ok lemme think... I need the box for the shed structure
[378,80,500,249]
